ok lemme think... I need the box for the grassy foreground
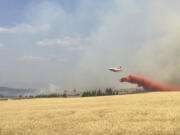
[1,92,180,135]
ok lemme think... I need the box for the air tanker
[108,66,123,72]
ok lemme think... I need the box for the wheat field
[1,92,180,135]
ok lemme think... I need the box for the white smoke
[63,0,147,90]
[64,0,180,89]
[1,0,180,90]
[135,1,180,85]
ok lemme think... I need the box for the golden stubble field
[1,92,180,135]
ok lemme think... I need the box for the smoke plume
[120,75,180,91]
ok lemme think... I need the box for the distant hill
[0,87,36,97]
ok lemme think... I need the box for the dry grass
[1,92,180,135]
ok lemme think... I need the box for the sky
[0,0,180,91]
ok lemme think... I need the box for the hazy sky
[0,0,180,90]
[0,0,114,89]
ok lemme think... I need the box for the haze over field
[0,0,180,91]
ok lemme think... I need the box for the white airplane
[108,66,123,72]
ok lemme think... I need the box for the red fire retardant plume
[120,75,180,91]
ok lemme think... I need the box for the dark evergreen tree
[62,93,67,98]
[97,89,102,96]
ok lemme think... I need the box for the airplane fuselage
[108,68,122,72]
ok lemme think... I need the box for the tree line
[82,88,118,97]
[0,88,123,99]
[23,93,68,98]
